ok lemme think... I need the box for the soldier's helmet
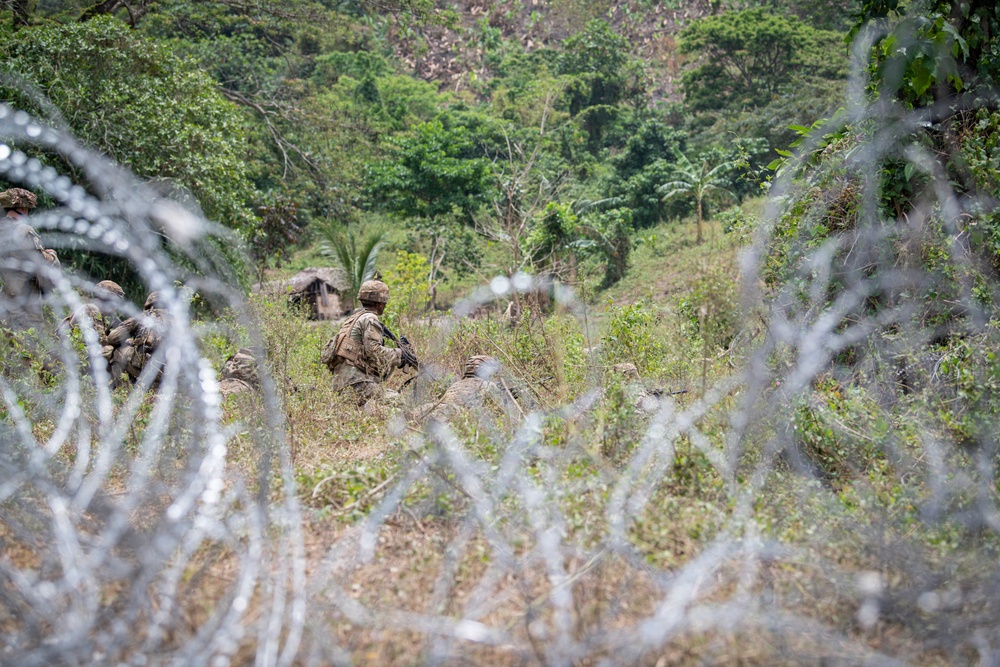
[464,355,499,379]
[358,279,389,304]
[611,362,640,381]
[0,188,38,211]
[222,348,260,388]
[96,280,125,300]
[144,291,161,310]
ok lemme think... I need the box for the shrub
[676,267,740,351]
[601,299,666,377]
[383,250,430,331]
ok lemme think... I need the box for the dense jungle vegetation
[3,0,1000,663]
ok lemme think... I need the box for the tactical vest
[323,309,374,374]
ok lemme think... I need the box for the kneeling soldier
[322,279,417,408]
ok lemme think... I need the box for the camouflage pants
[342,380,400,414]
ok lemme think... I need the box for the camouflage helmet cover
[0,188,37,210]
[358,279,389,304]
[144,291,161,310]
[96,280,125,300]
[464,355,498,379]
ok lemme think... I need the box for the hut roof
[262,267,350,295]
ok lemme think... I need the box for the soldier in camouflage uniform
[322,279,417,407]
[0,188,61,331]
[410,355,502,423]
[218,348,260,395]
[107,291,170,387]
[59,280,126,373]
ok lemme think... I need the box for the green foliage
[578,207,634,287]
[383,250,430,330]
[557,20,646,149]
[601,299,666,377]
[960,108,1000,264]
[364,119,493,222]
[657,151,739,244]
[612,119,688,181]
[317,224,386,299]
[527,201,580,267]
[852,0,1000,105]
[679,9,847,113]
[0,17,258,229]
[675,267,740,351]
[791,377,890,482]
[543,314,587,389]
[249,194,302,282]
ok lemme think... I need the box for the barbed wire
[2,20,999,664]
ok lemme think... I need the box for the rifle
[380,323,419,370]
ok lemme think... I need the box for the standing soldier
[322,279,417,408]
[0,187,61,331]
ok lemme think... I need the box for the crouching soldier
[410,355,502,424]
[107,291,169,387]
[322,279,417,410]
[218,348,260,395]
[59,280,126,375]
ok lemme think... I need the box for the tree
[0,17,258,229]
[365,119,493,223]
[679,9,846,112]
[657,152,738,244]
[557,20,646,151]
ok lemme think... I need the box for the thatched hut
[274,268,352,320]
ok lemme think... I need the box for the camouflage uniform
[60,280,126,372]
[610,362,661,413]
[410,355,502,423]
[323,280,403,406]
[219,348,260,395]
[107,291,170,386]
[0,188,60,331]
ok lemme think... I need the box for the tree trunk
[696,197,704,244]
[12,0,32,26]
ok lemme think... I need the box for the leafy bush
[601,299,666,377]
[791,377,889,483]
[676,267,740,351]
[383,250,430,330]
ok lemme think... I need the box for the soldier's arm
[106,317,137,346]
[359,315,402,375]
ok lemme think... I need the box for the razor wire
[1,18,999,667]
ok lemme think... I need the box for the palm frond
[657,182,691,197]
[359,231,387,284]
[573,196,624,215]
[706,160,738,181]
[317,221,387,297]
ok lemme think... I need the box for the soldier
[0,187,61,331]
[322,279,417,408]
[59,280,126,372]
[106,291,170,387]
[410,355,504,423]
[218,348,260,395]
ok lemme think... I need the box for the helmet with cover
[357,279,389,305]
[96,280,125,300]
[463,355,499,379]
[0,188,37,211]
